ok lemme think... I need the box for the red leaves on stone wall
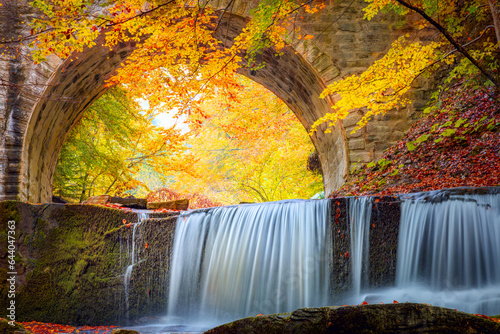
[332,85,500,197]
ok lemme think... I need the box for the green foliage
[406,141,417,152]
[441,128,457,137]
[377,158,393,170]
[53,87,181,202]
[416,134,430,144]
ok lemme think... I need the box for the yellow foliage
[170,76,323,204]
[28,0,325,122]
[311,36,442,134]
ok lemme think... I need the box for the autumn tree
[311,0,500,134]
[23,0,325,123]
[53,87,186,202]
[169,76,323,204]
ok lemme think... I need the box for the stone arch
[1,0,434,202]
[20,12,348,203]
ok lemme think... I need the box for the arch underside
[20,12,348,203]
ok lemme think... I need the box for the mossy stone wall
[0,201,176,325]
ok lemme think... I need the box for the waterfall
[167,199,331,325]
[357,190,500,315]
[395,191,500,314]
[124,211,149,318]
[349,197,372,297]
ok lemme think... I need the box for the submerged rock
[205,304,500,333]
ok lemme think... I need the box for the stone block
[346,127,363,138]
[320,65,341,82]
[303,46,323,64]
[83,195,111,205]
[312,54,334,73]
[147,199,189,211]
[349,151,373,163]
[345,59,373,68]
[348,138,365,150]
[335,33,357,44]
[337,22,360,32]
[343,112,363,128]
[350,162,363,173]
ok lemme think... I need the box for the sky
[138,98,190,133]
[152,108,190,133]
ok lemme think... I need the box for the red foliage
[332,86,500,197]
[474,314,500,323]
[19,320,117,333]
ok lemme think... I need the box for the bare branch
[394,0,499,87]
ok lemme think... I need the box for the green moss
[0,318,30,333]
[0,203,138,325]
[0,201,22,224]
[104,225,125,238]
[1,202,177,325]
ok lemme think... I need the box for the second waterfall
[167,199,331,324]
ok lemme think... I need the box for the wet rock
[83,195,111,205]
[109,196,147,209]
[110,329,139,334]
[51,195,68,203]
[82,195,147,209]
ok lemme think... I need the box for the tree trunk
[79,173,89,203]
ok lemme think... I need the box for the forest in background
[53,77,323,205]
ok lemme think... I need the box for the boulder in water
[205,304,500,333]
[110,329,139,334]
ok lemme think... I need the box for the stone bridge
[0,0,433,203]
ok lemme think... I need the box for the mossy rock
[0,202,135,325]
[0,318,30,333]
[205,304,500,333]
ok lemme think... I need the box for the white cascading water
[349,197,373,298]
[361,190,500,315]
[124,211,149,318]
[167,199,331,326]
[396,191,500,314]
